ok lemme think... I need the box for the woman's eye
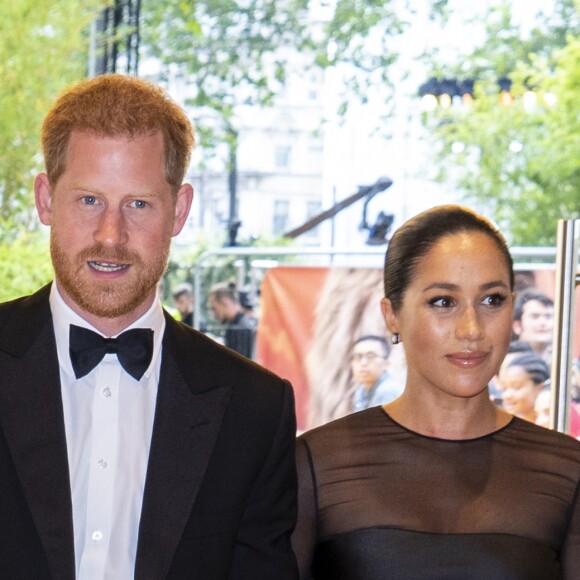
[483,293,508,306]
[428,296,453,308]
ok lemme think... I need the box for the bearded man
[0,74,298,580]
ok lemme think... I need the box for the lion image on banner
[304,268,406,429]
[257,266,407,432]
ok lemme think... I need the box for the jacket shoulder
[0,285,52,355]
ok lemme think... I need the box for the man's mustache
[77,245,142,265]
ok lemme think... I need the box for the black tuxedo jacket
[0,284,298,579]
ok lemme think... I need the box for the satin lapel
[135,320,233,580]
[0,285,75,579]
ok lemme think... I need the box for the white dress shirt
[50,283,165,580]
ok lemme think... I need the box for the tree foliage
[140,0,410,147]
[422,0,580,245]
[0,0,106,240]
[0,231,52,302]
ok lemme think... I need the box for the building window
[273,200,290,235]
[275,145,291,169]
[308,70,322,100]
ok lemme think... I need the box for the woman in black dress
[293,205,580,579]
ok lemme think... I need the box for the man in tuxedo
[0,74,298,579]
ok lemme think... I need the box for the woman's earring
[391,333,400,345]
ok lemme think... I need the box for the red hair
[41,74,194,192]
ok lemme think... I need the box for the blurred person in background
[498,352,549,423]
[350,335,403,412]
[208,282,256,359]
[489,339,534,406]
[512,288,554,365]
[238,288,258,328]
[534,387,552,429]
[539,359,580,439]
[172,281,206,332]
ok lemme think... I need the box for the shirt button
[98,459,108,469]
[103,387,112,398]
[91,531,103,541]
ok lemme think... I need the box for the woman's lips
[445,351,489,368]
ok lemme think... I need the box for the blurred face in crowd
[498,364,544,421]
[381,231,514,404]
[534,389,551,429]
[572,361,580,401]
[174,293,194,317]
[34,131,192,333]
[209,295,230,324]
[351,339,389,389]
[513,299,554,349]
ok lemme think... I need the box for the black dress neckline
[379,406,515,443]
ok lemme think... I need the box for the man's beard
[50,231,169,319]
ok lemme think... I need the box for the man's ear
[172,183,194,237]
[34,173,52,226]
[381,297,399,335]
[512,320,522,338]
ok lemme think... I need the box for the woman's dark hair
[383,205,514,312]
[506,340,534,355]
[507,352,550,385]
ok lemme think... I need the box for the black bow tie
[69,325,154,381]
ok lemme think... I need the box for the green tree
[0,231,52,301]
[0,0,105,240]
[421,0,580,245]
[140,0,410,149]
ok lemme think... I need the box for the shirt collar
[50,282,166,380]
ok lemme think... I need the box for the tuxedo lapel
[135,318,233,580]
[0,285,75,579]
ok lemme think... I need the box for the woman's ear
[381,297,399,334]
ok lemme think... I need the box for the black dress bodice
[294,407,580,579]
